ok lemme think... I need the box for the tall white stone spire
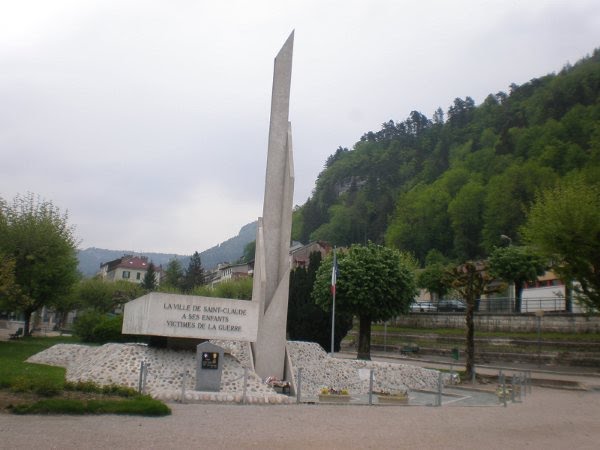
[251,31,295,379]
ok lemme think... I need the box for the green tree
[417,250,450,300]
[521,179,600,310]
[445,261,499,379]
[448,179,486,260]
[182,251,205,292]
[312,243,417,360]
[190,278,253,299]
[163,258,184,290]
[0,254,17,300]
[240,241,256,263]
[212,278,253,299]
[76,277,115,312]
[482,162,557,251]
[75,278,144,313]
[489,246,546,312]
[141,262,157,291]
[0,193,78,336]
[288,251,353,352]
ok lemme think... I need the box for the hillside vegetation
[293,49,600,264]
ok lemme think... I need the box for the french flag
[331,250,338,296]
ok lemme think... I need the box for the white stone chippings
[26,341,447,404]
[27,342,289,404]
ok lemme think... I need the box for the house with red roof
[99,255,162,285]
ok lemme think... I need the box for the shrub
[64,381,137,397]
[10,397,171,416]
[72,310,104,342]
[92,315,124,343]
[73,311,129,343]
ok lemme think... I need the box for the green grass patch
[9,396,171,416]
[0,336,79,391]
[0,336,171,417]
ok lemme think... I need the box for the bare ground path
[1,387,599,449]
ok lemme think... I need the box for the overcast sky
[1,1,598,255]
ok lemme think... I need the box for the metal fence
[292,366,532,407]
[477,296,571,313]
[138,360,532,407]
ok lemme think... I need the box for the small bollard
[520,373,524,402]
[436,371,443,407]
[511,374,516,403]
[296,368,302,404]
[180,371,187,404]
[501,374,507,408]
[142,363,148,394]
[368,369,374,406]
[138,361,147,393]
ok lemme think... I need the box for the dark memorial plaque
[196,342,224,391]
[202,352,219,370]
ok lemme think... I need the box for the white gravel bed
[27,340,447,404]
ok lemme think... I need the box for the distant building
[206,241,333,286]
[98,255,163,285]
[290,241,332,269]
[210,262,253,286]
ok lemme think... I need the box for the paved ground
[1,386,599,449]
[3,326,599,448]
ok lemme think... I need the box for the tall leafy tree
[0,254,17,301]
[521,179,600,310]
[163,258,184,290]
[75,278,144,313]
[448,179,486,260]
[0,193,79,336]
[240,241,256,263]
[417,250,451,300]
[141,262,157,291]
[182,251,205,292]
[445,261,499,379]
[489,246,547,312]
[482,162,557,251]
[312,243,417,360]
[288,251,353,352]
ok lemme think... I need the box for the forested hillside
[292,49,600,264]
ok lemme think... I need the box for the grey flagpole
[330,247,336,356]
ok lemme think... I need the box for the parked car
[410,301,437,312]
[436,299,466,312]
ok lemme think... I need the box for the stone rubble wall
[394,313,600,333]
[287,341,446,398]
[28,341,447,404]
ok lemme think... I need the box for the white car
[410,302,436,312]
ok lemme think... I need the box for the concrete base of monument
[27,340,448,405]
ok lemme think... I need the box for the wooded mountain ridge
[292,49,600,264]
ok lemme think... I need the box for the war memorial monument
[122,31,296,383]
[29,33,446,404]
